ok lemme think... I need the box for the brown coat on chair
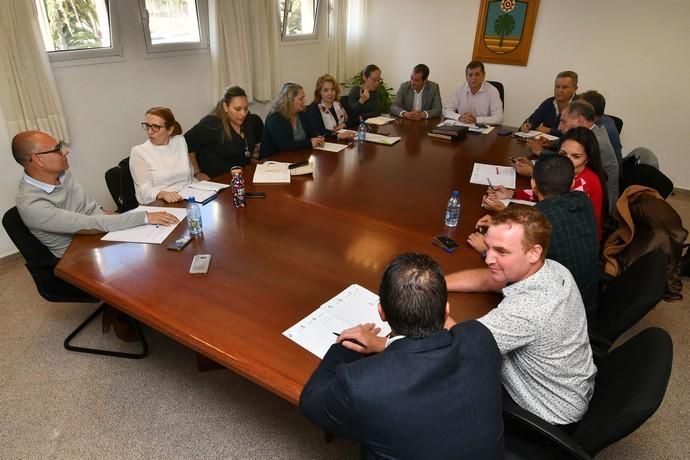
[603,185,688,300]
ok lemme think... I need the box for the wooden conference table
[56,119,532,405]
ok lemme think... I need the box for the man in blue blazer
[390,64,443,119]
[299,253,504,459]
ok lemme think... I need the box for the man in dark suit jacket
[390,64,443,119]
[299,253,504,459]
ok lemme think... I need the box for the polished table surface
[56,119,532,405]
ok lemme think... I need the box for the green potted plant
[341,72,395,113]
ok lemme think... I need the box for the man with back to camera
[521,70,578,136]
[445,206,596,426]
[299,253,504,459]
[12,130,178,258]
[443,60,503,124]
[390,64,442,120]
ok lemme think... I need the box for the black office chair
[105,157,138,213]
[248,113,264,142]
[609,115,623,134]
[2,206,148,359]
[590,249,666,355]
[620,158,674,199]
[340,95,359,128]
[487,80,505,109]
[504,327,673,459]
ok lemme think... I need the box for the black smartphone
[432,235,460,253]
[475,123,489,129]
[245,192,266,199]
[498,128,514,136]
[167,234,192,251]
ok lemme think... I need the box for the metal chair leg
[63,304,149,359]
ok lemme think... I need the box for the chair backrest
[105,157,138,213]
[621,163,674,199]
[609,115,623,134]
[248,113,264,142]
[574,327,673,456]
[598,249,666,343]
[487,80,505,109]
[2,207,95,302]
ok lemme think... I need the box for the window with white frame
[34,0,122,61]
[279,0,320,40]
[138,0,208,53]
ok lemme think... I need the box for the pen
[495,166,499,175]
[332,332,367,349]
[487,177,494,190]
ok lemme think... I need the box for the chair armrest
[503,399,592,460]
[588,326,612,358]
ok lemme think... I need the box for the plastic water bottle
[187,197,203,236]
[357,119,367,143]
[444,190,461,227]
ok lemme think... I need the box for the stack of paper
[283,284,391,359]
[365,116,395,126]
[470,162,517,189]
[439,119,494,134]
[101,206,188,244]
[253,161,291,184]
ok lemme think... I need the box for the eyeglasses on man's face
[33,141,66,156]
[141,122,165,132]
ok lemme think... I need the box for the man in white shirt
[443,60,503,125]
[445,205,596,426]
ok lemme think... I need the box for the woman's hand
[194,171,210,181]
[467,232,488,254]
[358,87,370,104]
[156,191,184,203]
[310,136,325,148]
[336,130,354,141]
[487,185,513,200]
[481,194,507,212]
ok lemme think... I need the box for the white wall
[0,2,331,257]
[364,0,689,188]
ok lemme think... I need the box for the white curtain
[209,0,281,103]
[328,0,366,82]
[0,1,69,142]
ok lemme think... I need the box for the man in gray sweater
[12,130,178,258]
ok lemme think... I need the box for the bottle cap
[452,190,459,197]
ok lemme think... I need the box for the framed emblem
[472,0,540,66]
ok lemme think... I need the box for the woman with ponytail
[130,106,194,204]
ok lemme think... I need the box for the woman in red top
[483,127,608,239]
[558,127,608,239]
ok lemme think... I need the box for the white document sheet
[253,161,291,184]
[514,130,559,141]
[283,284,391,359]
[500,198,537,207]
[101,206,187,244]
[470,162,517,189]
[314,142,348,153]
[187,180,230,191]
[338,130,401,145]
[365,116,395,126]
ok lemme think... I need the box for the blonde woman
[260,82,324,158]
[306,74,354,140]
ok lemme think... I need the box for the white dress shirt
[443,81,504,124]
[129,135,195,204]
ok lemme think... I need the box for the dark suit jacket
[299,320,504,460]
[259,111,317,158]
[305,101,346,139]
[390,80,442,118]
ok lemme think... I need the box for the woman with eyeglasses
[184,86,258,179]
[130,107,194,204]
[347,64,383,121]
[482,127,608,239]
[260,82,325,158]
